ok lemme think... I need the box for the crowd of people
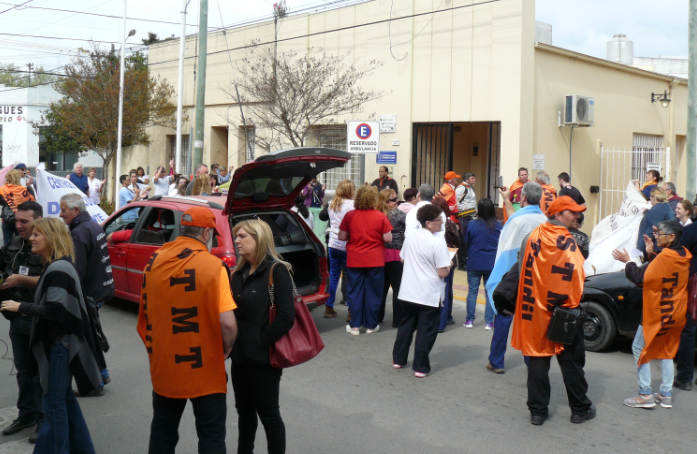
[1,157,697,453]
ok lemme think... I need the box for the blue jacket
[637,202,675,252]
[69,173,89,195]
[465,219,502,271]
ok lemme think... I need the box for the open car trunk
[231,211,321,296]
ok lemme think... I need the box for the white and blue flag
[485,205,546,314]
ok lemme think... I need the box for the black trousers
[379,260,405,327]
[231,362,285,454]
[457,217,471,268]
[8,315,43,425]
[526,328,592,417]
[392,302,440,374]
[675,314,696,383]
[148,391,227,454]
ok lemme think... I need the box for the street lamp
[114,0,136,210]
[651,90,671,108]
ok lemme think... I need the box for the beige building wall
[533,44,687,231]
[127,0,535,194]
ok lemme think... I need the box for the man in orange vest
[502,167,529,224]
[613,220,691,409]
[138,206,237,453]
[511,196,595,426]
[437,171,460,220]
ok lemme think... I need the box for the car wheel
[581,301,616,352]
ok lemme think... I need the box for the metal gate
[599,143,666,218]
[411,123,454,189]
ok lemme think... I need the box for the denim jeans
[1,221,15,247]
[34,343,96,453]
[9,315,43,425]
[326,248,347,308]
[439,266,455,331]
[632,325,673,397]
[466,270,494,323]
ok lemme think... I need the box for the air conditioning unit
[563,95,594,126]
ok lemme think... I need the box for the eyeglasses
[655,231,671,237]
[388,198,398,203]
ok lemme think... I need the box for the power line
[0,68,67,76]
[149,0,505,68]
[0,31,144,45]
[0,78,57,92]
[0,0,32,16]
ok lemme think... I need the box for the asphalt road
[0,294,694,454]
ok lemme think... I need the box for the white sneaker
[366,325,380,334]
[346,325,360,336]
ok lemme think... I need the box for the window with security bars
[315,126,364,195]
[169,135,190,176]
[242,127,256,163]
[632,134,664,180]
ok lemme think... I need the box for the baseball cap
[14,163,26,170]
[181,206,220,236]
[547,196,587,215]
[444,171,461,180]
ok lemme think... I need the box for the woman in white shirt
[136,166,149,185]
[675,200,693,227]
[393,203,452,378]
[325,180,355,318]
[152,164,174,196]
[86,168,103,204]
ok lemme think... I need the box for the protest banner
[36,168,108,224]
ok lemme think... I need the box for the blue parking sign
[376,151,397,164]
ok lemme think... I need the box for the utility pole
[688,0,697,202]
[175,0,189,175]
[26,63,32,86]
[192,0,208,170]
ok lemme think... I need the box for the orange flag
[638,247,691,364]
[511,221,586,356]
[539,184,557,215]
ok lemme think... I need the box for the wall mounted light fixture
[651,90,671,108]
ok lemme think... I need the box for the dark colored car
[103,147,350,309]
[581,270,643,352]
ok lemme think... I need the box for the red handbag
[688,273,697,322]
[268,263,325,368]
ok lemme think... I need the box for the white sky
[0,0,689,75]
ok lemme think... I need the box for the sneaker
[366,325,380,334]
[486,361,505,374]
[464,321,473,329]
[2,420,35,436]
[447,319,455,325]
[28,426,39,444]
[414,371,429,378]
[653,393,672,408]
[346,325,359,336]
[102,376,111,385]
[674,379,692,391]
[324,306,337,318]
[570,404,596,423]
[393,363,404,369]
[485,323,494,330]
[623,394,655,409]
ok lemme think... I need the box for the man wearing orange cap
[437,171,461,219]
[511,196,595,426]
[138,206,238,453]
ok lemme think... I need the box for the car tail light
[217,253,237,269]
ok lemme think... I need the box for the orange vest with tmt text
[639,247,691,364]
[137,236,230,398]
[511,222,585,357]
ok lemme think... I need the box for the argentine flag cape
[485,205,547,314]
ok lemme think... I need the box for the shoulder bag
[268,263,325,368]
[545,306,584,345]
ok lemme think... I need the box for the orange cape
[639,247,691,364]
[511,222,585,356]
[137,236,230,398]
[503,179,525,224]
[0,185,34,212]
[540,184,557,215]
[438,182,456,203]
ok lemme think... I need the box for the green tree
[0,63,59,87]
[35,45,179,200]
[142,32,177,46]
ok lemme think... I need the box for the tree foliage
[35,45,179,172]
[0,63,59,87]
[142,32,177,46]
[222,45,383,152]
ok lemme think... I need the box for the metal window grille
[632,134,664,180]
[243,127,255,163]
[169,135,190,176]
[411,123,453,189]
[315,126,364,195]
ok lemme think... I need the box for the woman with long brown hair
[230,219,295,454]
[324,179,355,318]
[191,174,211,196]
[378,188,406,326]
[1,218,102,451]
[338,186,392,335]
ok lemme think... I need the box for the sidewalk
[452,268,487,305]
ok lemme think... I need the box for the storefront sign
[376,151,397,164]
